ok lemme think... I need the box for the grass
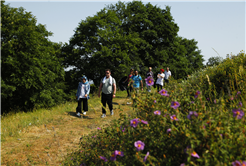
[61,53,246,166]
[1,90,136,165]
[2,52,245,166]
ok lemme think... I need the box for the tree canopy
[206,56,224,66]
[62,1,204,88]
[1,1,205,112]
[1,1,66,113]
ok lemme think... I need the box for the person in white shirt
[98,69,116,118]
[164,67,171,85]
[156,69,165,92]
[76,75,90,117]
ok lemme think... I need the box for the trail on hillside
[1,96,134,166]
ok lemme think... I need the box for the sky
[4,0,246,65]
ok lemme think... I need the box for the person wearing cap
[98,69,116,118]
[145,67,154,92]
[156,69,165,92]
[76,75,90,117]
[164,67,171,85]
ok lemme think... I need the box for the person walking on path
[98,69,116,118]
[145,67,154,92]
[129,70,143,96]
[123,68,134,98]
[156,69,165,92]
[76,75,90,117]
[164,67,171,85]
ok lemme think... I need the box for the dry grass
[1,92,135,165]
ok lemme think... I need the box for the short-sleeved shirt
[164,71,171,79]
[156,73,165,86]
[132,75,142,88]
[101,77,116,94]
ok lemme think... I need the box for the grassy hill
[1,91,134,165]
[1,53,245,166]
[61,53,246,166]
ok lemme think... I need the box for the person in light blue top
[129,70,143,95]
[76,75,90,117]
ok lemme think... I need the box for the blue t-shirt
[132,75,142,88]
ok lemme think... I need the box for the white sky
[5,0,246,64]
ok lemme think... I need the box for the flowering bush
[62,52,246,166]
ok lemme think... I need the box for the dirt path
[1,97,134,166]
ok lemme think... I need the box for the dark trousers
[127,86,133,97]
[77,98,88,113]
[101,92,113,114]
[157,84,163,92]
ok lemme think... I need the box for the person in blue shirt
[76,75,90,117]
[128,70,143,95]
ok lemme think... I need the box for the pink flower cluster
[130,118,148,128]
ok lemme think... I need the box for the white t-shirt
[79,84,86,98]
[164,71,171,79]
[156,73,165,86]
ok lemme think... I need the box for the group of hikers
[75,67,171,118]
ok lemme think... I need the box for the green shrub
[90,84,98,96]
[181,52,246,100]
[62,52,246,166]
[65,89,77,102]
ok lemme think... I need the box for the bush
[1,2,66,113]
[90,84,98,96]
[181,52,246,101]
[62,52,246,166]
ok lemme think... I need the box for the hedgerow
[62,53,245,166]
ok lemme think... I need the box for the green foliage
[64,70,81,94]
[206,56,224,66]
[62,52,245,165]
[1,2,66,113]
[62,1,204,88]
[183,51,246,99]
[90,84,98,95]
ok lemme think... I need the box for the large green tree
[1,2,66,113]
[206,56,223,66]
[165,37,204,79]
[62,1,204,87]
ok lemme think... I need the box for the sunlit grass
[1,90,134,165]
[1,90,127,142]
[61,53,246,166]
[1,102,76,142]
[2,53,245,165]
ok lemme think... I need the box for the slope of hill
[1,91,134,165]
[62,53,245,166]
